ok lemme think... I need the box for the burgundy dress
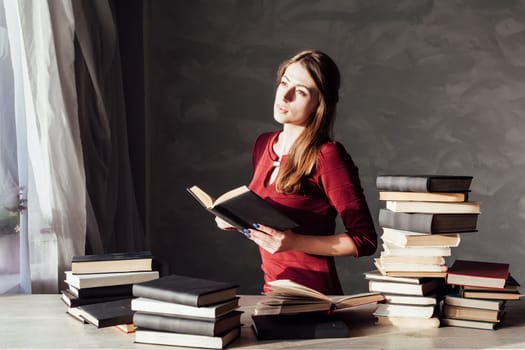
[248,131,377,295]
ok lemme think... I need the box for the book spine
[132,285,199,306]
[379,209,434,233]
[376,176,430,192]
[133,312,216,336]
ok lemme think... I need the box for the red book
[446,260,509,289]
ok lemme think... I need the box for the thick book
[67,284,133,298]
[380,255,446,266]
[379,191,468,202]
[187,185,298,232]
[442,304,502,323]
[64,270,159,289]
[381,227,461,248]
[444,293,504,311]
[378,209,478,233]
[376,175,473,193]
[253,279,384,316]
[134,326,240,349]
[131,297,240,319]
[374,259,447,278]
[382,294,438,306]
[368,278,443,296]
[376,258,447,273]
[132,274,238,307]
[375,315,440,328]
[440,317,498,330]
[385,200,480,214]
[60,289,132,308]
[133,310,242,336]
[71,251,153,274]
[251,313,349,340]
[446,260,509,289]
[74,298,134,328]
[382,242,452,257]
[373,303,436,319]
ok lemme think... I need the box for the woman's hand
[214,216,237,231]
[247,223,297,254]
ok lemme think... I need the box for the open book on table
[187,185,298,232]
[253,279,384,316]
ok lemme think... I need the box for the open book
[187,185,298,232]
[253,279,384,316]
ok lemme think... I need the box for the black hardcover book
[251,313,350,340]
[187,185,298,232]
[76,298,134,328]
[68,284,133,298]
[376,175,473,193]
[72,251,153,262]
[133,311,243,336]
[378,209,478,233]
[133,274,239,307]
[61,289,132,308]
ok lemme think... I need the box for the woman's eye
[297,90,307,97]
[280,80,287,86]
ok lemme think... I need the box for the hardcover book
[378,209,478,233]
[133,310,242,336]
[364,269,434,284]
[379,191,468,202]
[368,278,443,296]
[67,284,133,298]
[381,227,461,248]
[446,260,510,289]
[64,270,159,289]
[385,200,480,214]
[375,315,440,329]
[251,313,350,340]
[253,279,384,316]
[131,297,240,319]
[132,274,239,307]
[381,242,452,257]
[376,175,473,193]
[60,289,132,308]
[444,293,504,311]
[442,304,502,323]
[71,251,153,274]
[74,298,134,328]
[134,327,240,349]
[187,185,298,232]
[373,303,436,319]
[440,317,498,330]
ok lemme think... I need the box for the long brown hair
[275,50,340,194]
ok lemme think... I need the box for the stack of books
[442,259,521,330]
[369,174,480,328]
[61,251,159,328]
[131,274,242,349]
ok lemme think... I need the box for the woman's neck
[275,125,304,156]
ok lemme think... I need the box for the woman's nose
[283,87,294,102]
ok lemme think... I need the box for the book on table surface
[440,317,498,330]
[446,260,509,289]
[444,293,505,311]
[67,283,133,298]
[187,185,298,232]
[134,326,241,349]
[253,279,384,316]
[381,227,461,248]
[368,278,443,296]
[74,298,134,328]
[375,315,440,329]
[251,312,350,340]
[379,209,478,234]
[60,289,132,308]
[376,175,473,193]
[442,304,502,323]
[379,191,468,202]
[385,200,480,214]
[71,251,153,274]
[381,242,452,257]
[374,259,448,278]
[132,274,238,307]
[64,270,159,289]
[373,303,436,319]
[133,310,242,336]
[131,297,240,319]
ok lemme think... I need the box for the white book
[131,297,240,319]
[382,242,452,257]
[134,327,240,349]
[381,227,461,248]
[363,270,428,284]
[368,279,442,296]
[380,255,445,265]
[374,303,436,318]
[440,318,497,330]
[444,294,504,311]
[377,261,448,273]
[378,191,467,202]
[64,270,159,289]
[382,294,437,306]
[385,200,480,214]
[375,315,441,328]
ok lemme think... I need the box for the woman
[217,50,377,295]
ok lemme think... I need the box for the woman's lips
[276,104,288,113]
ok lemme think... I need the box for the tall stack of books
[367,174,480,328]
[61,251,159,328]
[131,274,242,349]
[442,259,521,330]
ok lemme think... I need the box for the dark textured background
[143,0,525,293]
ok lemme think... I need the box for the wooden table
[1,294,524,349]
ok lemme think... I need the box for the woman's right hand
[215,216,237,231]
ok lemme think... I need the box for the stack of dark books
[131,274,241,349]
[442,259,521,330]
[367,174,479,328]
[61,251,159,328]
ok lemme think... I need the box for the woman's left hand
[247,223,297,254]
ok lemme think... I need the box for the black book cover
[71,284,133,298]
[378,209,478,233]
[72,251,152,262]
[61,289,132,308]
[376,175,473,193]
[77,298,134,328]
[251,313,350,340]
[133,274,239,307]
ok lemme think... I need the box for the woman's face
[273,62,319,127]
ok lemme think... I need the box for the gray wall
[145,0,525,294]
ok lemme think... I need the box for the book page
[214,185,250,206]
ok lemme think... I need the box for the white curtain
[0,0,146,293]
